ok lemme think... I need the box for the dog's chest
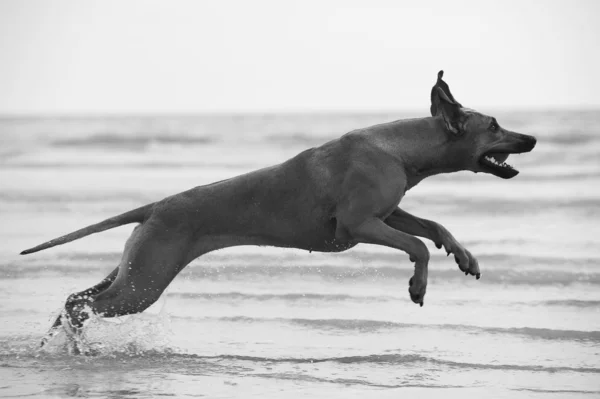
[375,174,408,219]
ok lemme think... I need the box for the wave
[193,353,600,374]
[251,372,600,392]
[469,172,600,182]
[512,388,600,394]
[52,133,217,149]
[4,348,597,376]
[32,249,600,267]
[3,193,599,226]
[4,111,600,158]
[0,191,154,204]
[533,299,600,308]
[543,130,599,146]
[404,195,600,214]
[169,292,394,302]
[5,260,600,286]
[34,121,600,150]
[167,292,600,310]
[0,190,600,215]
[245,372,465,389]
[1,161,257,170]
[194,316,600,343]
[264,132,334,147]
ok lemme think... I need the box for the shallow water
[1,111,599,398]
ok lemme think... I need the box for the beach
[1,111,599,398]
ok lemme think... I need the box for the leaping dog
[22,71,536,352]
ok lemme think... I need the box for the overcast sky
[0,0,598,114]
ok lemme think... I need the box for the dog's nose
[519,134,537,151]
[529,135,537,149]
[513,132,537,152]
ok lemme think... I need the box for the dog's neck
[369,116,467,190]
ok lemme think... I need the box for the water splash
[40,295,174,357]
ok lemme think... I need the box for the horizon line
[1,105,599,119]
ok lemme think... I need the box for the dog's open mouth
[479,152,519,179]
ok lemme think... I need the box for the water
[0,111,599,398]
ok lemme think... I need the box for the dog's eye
[489,121,499,132]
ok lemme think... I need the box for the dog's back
[155,137,358,252]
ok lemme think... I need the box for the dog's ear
[430,70,464,135]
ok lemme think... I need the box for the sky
[0,0,598,114]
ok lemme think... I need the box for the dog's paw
[437,233,481,279]
[408,275,427,307]
[450,247,481,279]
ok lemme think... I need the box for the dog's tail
[20,203,154,255]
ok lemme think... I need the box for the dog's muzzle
[479,133,537,179]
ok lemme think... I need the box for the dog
[22,71,536,352]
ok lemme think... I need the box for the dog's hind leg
[384,207,480,278]
[67,222,194,329]
[47,220,194,354]
[40,267,119,349]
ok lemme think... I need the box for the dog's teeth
[484,154,515,170]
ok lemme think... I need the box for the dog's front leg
[340,217,429,306]
[384,208,481,279]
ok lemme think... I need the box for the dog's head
[430,71,537,179]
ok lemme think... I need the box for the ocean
[0,111,599,398]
